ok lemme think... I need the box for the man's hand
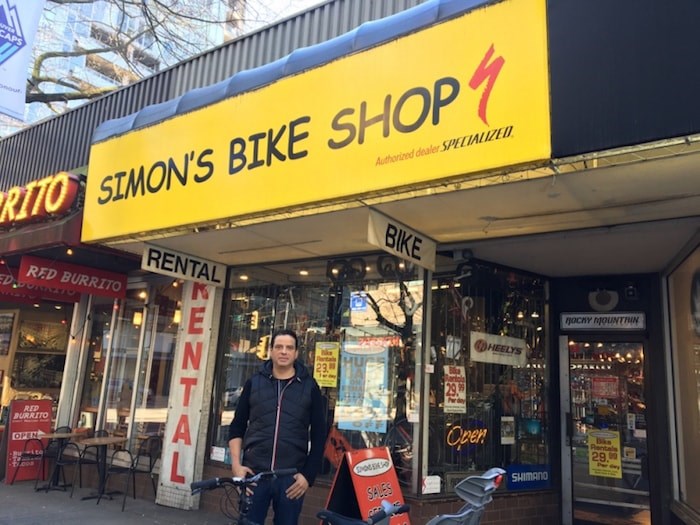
[232,464,253,478]
[285,473,309,500]
[232,464,255,494]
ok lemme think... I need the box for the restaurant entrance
[562,336,650,525]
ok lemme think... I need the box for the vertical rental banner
[157,281,216,509]
[0,0,46,121]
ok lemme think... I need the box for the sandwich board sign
[325,446,410,525]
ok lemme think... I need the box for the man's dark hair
[270,329,298,349]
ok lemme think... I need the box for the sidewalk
[0,480,226,525]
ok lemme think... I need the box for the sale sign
[443,365,466,414]
[4,399,53,484]
[314,342,339,388]
[587,429,622,479]
[326,447,410,525]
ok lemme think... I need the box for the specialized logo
[0,0,26,66]
[469,44,505,126]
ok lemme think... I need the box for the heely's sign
[368,210,436,271]
[83,0,550,243]
[18,255,127,299]
[470,330,527,367]
[141,244,225,287]
[0,172,80,228]
[560,312,646,331]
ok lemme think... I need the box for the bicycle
[191,468,297,525]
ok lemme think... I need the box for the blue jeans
[245,474,304,525]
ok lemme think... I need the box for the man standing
[228,329,327,525]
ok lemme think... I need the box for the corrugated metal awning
[92,0,492,143]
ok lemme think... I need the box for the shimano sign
[507,464,551,491]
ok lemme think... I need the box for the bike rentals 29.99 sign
[325,446,410,525]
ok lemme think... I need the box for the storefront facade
[3,0,700,524]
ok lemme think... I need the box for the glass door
[567,339,650,524]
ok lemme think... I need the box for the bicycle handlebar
[190,468,297,495]
[318,500,410,525]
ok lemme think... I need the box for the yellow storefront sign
[313,342,340,388]
[587,429,622,479]
[83,0,550,243]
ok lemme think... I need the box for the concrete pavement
[0,479,226,525]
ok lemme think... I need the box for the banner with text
[337,343,389,434]
[443,365,466,414]
[368,210,436,271]
[469,331,527,367]
[4,399,52,484]
[18,255,126,299]
[84,0,550,243]
[314,341,340,388]
[0,0,46,121]
[0,268,79,303]
[157,281,216,508]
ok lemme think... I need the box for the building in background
[0,0,248,136]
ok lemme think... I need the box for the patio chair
[97,435,162,511]
[9,438,46,489]
[46,441,82,495]
[71,429,108,490]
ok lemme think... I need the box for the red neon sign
[0,172,80,227]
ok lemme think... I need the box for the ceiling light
[138,290,147,299]
[239,274,249,281]
[299,269,309,276]
[66,248,74,255]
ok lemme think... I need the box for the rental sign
[83,0,550,243]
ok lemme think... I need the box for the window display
[429,262,549,491]
[209,255,423,490]
[209,256,550,496]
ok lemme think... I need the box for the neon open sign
[446,424,489,452]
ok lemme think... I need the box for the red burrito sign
[18,255,127,299]
[4,399,53,484]
[0,269,80,303]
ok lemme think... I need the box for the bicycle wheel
[384,418,413,487]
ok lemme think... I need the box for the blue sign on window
[350,293,367,311]
[506,464,551,491]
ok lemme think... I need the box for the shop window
[88,283,180,446]
[667,245,700,515]
[209,255,424,492]
[429,262,549,493]
[12,317,70,391]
